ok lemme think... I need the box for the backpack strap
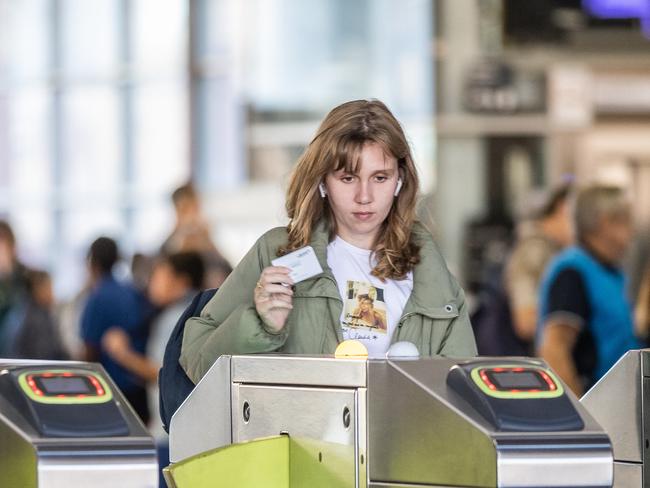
[158,288,218,433]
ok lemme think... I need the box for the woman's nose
[355,181,372,204]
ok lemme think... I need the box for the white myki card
[271,245,323,283]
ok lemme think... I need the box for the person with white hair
[537,185,641,395]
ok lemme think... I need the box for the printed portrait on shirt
[342,280,387,333]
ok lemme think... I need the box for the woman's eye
[374,175,388,182]
[341,175,355,183]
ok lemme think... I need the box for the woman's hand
[254,266,294,332]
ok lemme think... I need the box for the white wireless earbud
[318,183,327,198]
[394,178,403,197]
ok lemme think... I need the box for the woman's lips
[352,212,374,221]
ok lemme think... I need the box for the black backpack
[158,288,217,433]
[470,264,531,357]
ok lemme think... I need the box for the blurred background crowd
[4,0,650,483]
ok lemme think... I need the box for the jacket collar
[405,223,461,319]
[296,220,461,319]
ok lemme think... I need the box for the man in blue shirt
[81,237,151,422]
[538,186,641,396]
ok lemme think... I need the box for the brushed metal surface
[233,384,357,445]
[582,350,643,463]
[368,360,497,487]
[357,387,368,488]
[231,355,367,387]
[392,357,607,437]
[640,376,650,486]
[496,442,613,487]
[38,455,158,488]
[168,355,615,488]
[369,357,612,488]
[613,461,642,487]
[369,483,454,487]
[233,384,358,487]
[169,355,232,462]
[642,349,650,377]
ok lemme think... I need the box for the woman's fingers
[260,283,293,297]
[254,266,294,332]
[259,266,293,286]
[256,290,293,306]
[266,298,293,310]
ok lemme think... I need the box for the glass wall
[0,0,189,297]
[0,0,436,296]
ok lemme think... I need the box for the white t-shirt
[327,236,413,357]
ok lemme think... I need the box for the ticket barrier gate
[0,359,158,488]
[582,349,650,487]
[168,355,613,487]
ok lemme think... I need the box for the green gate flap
[164,435,353,488]
[164,436,290,488]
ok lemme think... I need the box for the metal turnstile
[582,349,650,487]
[169,355,613,487]
[0,359,158,487]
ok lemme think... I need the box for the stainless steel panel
[38,455,158,488]
[582,350,643,463]
[613,461,642,488]
[231,355,367,387]
[391,357,607,438]
[233,384,358,488]
[639,376,650,486]
[357,387,368,488]
[168,355,614,488]
[169,355,232,462]
[641,349,650,377]
[497,443,613,487]
[370,358,612,488]
[369,484,454,487]
[368,360,497,487]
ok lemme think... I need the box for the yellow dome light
[334,340,368,359]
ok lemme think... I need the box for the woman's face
[360,299,372,312]
[324,142,399,249]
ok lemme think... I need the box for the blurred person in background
[633,265,650,346]
[12,270,68,360]
[131,252,156,294]
[538,186,640,395]
[504,183,573,354]
[102,251,205,487]
[160,183,210,254]
[471,184,573,356]
[160,182,231,289]
[80,236,151,423]
[56,275,92,361]
[0,220,30,356]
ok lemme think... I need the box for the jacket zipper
[321,274,345,343]
[397,312,415,327]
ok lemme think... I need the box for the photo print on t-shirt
[342,280,388,334]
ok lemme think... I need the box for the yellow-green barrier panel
[164,436,290,488]
[164,435,353,488]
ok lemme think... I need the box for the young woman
[180,99,477,384]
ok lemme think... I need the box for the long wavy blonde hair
[280,99,421,280]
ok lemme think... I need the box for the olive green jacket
[180,221,477,384]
